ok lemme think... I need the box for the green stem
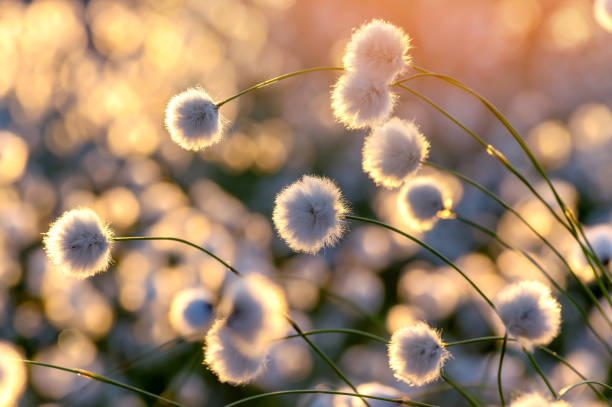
[285,317,371,407]
[344,215,497,312]
[559,381,612,397]
[445,336,506,347]
[498,334,508,407]
[223,389,438,407]
[280,328,387,344]
[216,66,345,107]
[440,373,482,407]
[112,236,240,276]
[522,347,558,399]
[21,360,184,407]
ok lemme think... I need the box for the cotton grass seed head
[343,19,412,83]
[43,208,113,278]
[273,175,348,254]
[397,177,452,231]
[496,280,561,347]
[362,117,429,188]
[204,320,268,385]
[388,322,449,386]
[353,382,404,406]
[165,87,224,151]
[169,288,215,338]
[331,72,396,130]
[510,393,570,407]
[0,342,26,407]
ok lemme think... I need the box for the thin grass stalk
[522,347,558,399]
[280,328,388,344]
[440,373,482,407]
[559,381,612,397]
[498,334,508,407]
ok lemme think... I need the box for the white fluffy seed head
[569,224,612,282]
[352,382,403,407]
[331,72,396,130]
[0,342,27,407]
[273,175,349,254]
[343,19,412,83]
[388,322,449,386]
[496,281,561,347]
[169,288,215,338]
[397,177,452,231]
[362,117,429,188]
[43,208,114,278]
[165,87,224,151]
[218,273,288,347]
[204,319,268,385]
[510,393,570,407]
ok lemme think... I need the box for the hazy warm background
[1,0,611,405]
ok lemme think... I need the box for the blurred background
[0,0,611,405]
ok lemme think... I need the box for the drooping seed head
[273,175,348,254]
[169,287,215,338]
[43,208,114,278]
[397,177,451,231]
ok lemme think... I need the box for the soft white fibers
[165,87,223,151]
[273,175,348,254]
[0,342,27,407]
[496,280,561,347]
[43,208,114,278]
[510,393,570,407]
[343,19,411,83]
[388,322,449,386]
[351,382,403,406]
[331,72,396,130]
[362,117,429,188]
[169,288,215,338]
[397,177,451,231]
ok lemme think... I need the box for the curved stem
[112,237,240,276]
[522,347,558,399]
[344,215,497,312]
[445,336,506,347]
[440,373,482,407]
[216,66,345,107]
[21,360,183,407]
[223,389,438,407]
[280,328,388,344]
[498,334,508,407]
[559,380,612,397]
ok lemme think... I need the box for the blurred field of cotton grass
[1,0,612,406]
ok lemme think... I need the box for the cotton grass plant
[19,15,612,407]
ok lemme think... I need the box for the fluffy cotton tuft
[343,19,411,83]
[353,382,404,406]
[331,72,396,130]
[273,175,348,254]
[43,208,114,278]
[397,177,451,231]
[169,288,215,338]
[510,393,570,407]
[496,281,561,347]
[0,342,27,407]
[204,320,268,385]
[388,322,449,386]
[165,87,224,151]
[362,117,429,188]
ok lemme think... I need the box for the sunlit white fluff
[397,177,452,231]
[343,19,411,83]
[388,322,449,386]
[218,272,288,347]
[351,382,404,406]
[204,319,268,385]
[273,175,348,254]
[169,288,215,339]
[0,342,27,407]
[43,208,114,278]
[496,281,561,347]
[331,72,396,130]
[510,393,570,407]
[569,224,612,282]
[165,87,224,151]
[362,117,429,188]
[594,0,612,33]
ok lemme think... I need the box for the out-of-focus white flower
[331,73,396,130]
[387,322,449,386]
[204,320,268,385]
[273,175,348,254]
[496,281,561,347]
[510,393,570,407]
[352,382,404,406]
[569,224,612,282]
[594,0,612,33]
[0,342,27,407]
[362,117,429,188]
[343,19,411,83]
[169,288,215,338]
[165,87,224,151]
[397,177,452,231]
[43,208,114,278]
